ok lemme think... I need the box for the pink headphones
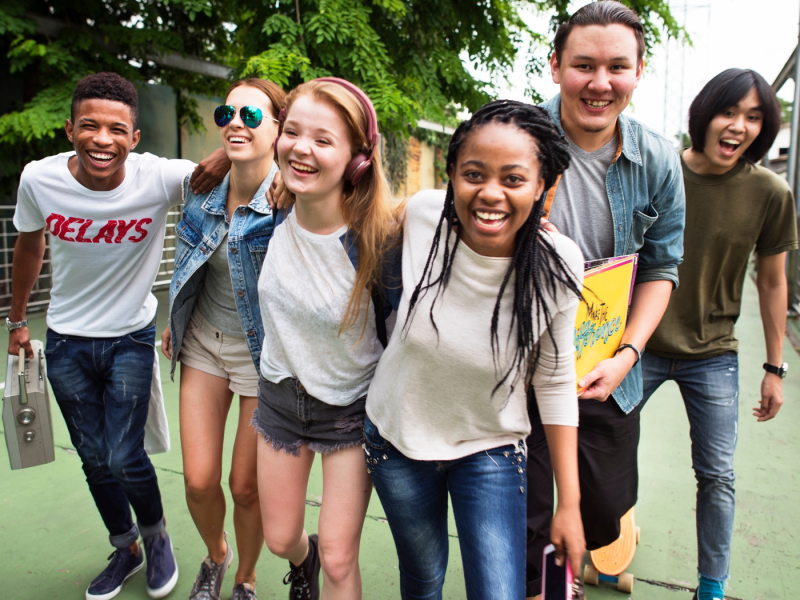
[273,77,379,185]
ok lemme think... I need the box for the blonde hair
[281,80,400,337]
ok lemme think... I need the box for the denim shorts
[252,376,366,456]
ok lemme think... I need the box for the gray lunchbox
[3,340,55,469]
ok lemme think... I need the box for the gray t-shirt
[196,232,245,338]
[548,134,617,261]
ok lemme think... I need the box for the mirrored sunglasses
[213,105,278,129]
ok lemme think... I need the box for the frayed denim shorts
[252,376,366,456]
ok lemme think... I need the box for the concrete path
[1,275,797,600]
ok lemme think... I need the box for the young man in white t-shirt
[8,72,226,600]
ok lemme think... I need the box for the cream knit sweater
[367,189,583,461]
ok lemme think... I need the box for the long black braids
[402,100,583,401]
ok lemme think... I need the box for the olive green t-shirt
[647,154,798,360]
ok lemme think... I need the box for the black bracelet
[615,343,641,366]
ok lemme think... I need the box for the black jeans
[525,390,643,596]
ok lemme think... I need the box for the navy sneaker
[143,531,179,598]
[85,547,144,600]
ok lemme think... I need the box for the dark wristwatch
[5,317,28,332]
[763,362,788,378]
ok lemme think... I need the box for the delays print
[45,213,153,244]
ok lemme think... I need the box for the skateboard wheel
[584,564,599,586]
[617,572,634,593]
[636,526,641,544]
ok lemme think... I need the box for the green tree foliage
[779,97,793,125]
[0,0,236,189]
[0,0,683,192]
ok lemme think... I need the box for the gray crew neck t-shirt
[548,133,617,262]
[196,232,245,338]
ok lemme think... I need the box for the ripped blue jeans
[363,417,527,600]
[45,325,164,548]
[641,351,739,582]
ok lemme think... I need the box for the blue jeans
[46,325,164,548]
[641,351,738,582]
[363,417,527,600]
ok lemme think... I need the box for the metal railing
[0,205,183,318]
[790,242,800,316]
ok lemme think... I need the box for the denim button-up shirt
[543,95,686,413]
[167,166,278,380]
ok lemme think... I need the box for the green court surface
[1,276,797,600]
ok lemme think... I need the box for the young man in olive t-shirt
[642,69,797,600]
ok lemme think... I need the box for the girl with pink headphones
[253,78,399,600]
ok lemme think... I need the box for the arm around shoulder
[189,147,230,195]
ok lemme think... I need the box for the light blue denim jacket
[544,95,686,413]
[167,165,278,380]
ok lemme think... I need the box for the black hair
[71,72,139,130]
[688,68,781,163]
[402,100,582,400]
[553,0,645,64]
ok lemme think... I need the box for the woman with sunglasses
[161,78,286,600]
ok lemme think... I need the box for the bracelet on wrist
[615,343,641,366]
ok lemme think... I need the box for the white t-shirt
[367,190,583,461]
[258,211,383,406]
[14,152,194,337]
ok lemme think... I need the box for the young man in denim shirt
[643,69,797,600]
[8,72,227,600]
[526,2,685,596]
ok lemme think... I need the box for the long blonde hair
[281,80,399,337]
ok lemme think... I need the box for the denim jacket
[167,165,278,380]
[543,95,686,413]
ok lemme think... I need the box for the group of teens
[161,73,586,600]
[8,2,796,600]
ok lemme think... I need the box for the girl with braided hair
[364,100,586,599]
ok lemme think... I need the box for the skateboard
[583,507,640,593]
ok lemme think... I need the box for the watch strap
[6,318,28,332]
[763,362,787,378]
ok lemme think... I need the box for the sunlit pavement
[1,274,798,599]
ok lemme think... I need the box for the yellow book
[574,255,638,393]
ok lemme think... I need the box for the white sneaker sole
[85,560,144,600]
[146,536,180,599]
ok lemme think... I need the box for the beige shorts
[179,310,259,397]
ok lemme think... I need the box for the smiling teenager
[160,78,286,600]
[8,72,229,600]
[526,2,686,597]
[364,101,585,600]
[253,78,399,600]
[642,69,797,600]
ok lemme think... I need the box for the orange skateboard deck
[584,508,639,593]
